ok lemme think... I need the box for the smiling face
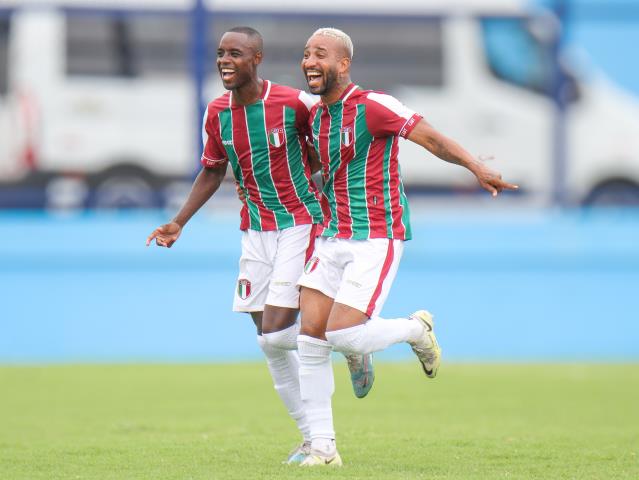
[216,32,262,90]
[301,34,350,97]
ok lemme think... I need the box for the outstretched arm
[407,119,518,196]
[146,165,226,247]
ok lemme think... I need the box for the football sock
[297,335,335,444]
[262,322,299,350]
[325,316,427,355]
[311,437,337,456]
[257,335,310,441]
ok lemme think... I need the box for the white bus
[1,0,639,207]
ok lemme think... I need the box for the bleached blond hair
[311,27,354,59]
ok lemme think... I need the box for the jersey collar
[228,79,271,107]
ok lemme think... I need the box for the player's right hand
[146,221,182,248]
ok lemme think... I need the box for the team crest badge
[304,256,320,274]
[237,279,252,299]
[340,127,353,147]
[268,128,285,148]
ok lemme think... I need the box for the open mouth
[220,68,236,81]
[306,70,323,89]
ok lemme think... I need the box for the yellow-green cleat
[344,353,375,398]
[299,449,343,467]
[408,310,441,378]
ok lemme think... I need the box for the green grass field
[1,363,637,479]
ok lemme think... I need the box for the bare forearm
[408,120,480,174]
[173,166,225,227]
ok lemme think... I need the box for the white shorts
[233,224,317,312]
[298,236,404,318]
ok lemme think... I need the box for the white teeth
[221,69,235,73]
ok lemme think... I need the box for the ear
[254,51,263,66]
[338,57,351,75]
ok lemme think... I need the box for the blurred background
[1,0,638,363]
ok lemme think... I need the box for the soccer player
[146,27,374,464]
[295,28,518,466]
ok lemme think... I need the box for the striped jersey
[309,84,422,241]
[201,80,324,231]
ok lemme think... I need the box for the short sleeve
[295,91,316,138]
[364,92,423,139]
[200,106,228,168]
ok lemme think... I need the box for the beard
[314,67,339,96]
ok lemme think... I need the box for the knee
[262,325,299,351]
[325,328,363,354]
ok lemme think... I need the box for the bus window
[210,16,444,93]
[481,17,553,95]
[66,13,188,78]
[0,17,9,96]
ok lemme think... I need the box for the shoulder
[206,93,231,118]
[267,82,318,111]
[360,90,413,117]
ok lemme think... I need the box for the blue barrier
[1,208,638,362]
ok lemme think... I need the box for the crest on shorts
[268,128,285,148]
[304,256,320,274]
[340,127,353,147]
[237,279,252,299]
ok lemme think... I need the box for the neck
[232,77,264,106]
[321,77,352,105]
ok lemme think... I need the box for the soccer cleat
[344,353,375,398]
[284,441,311,465]
[408,310,441,378]
[299,449,343,467]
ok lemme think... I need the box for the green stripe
[219,109,261,230]
[382,137,394,238]
[397,163,412,240]
[323,102,344,236]
[245,103,294,229]
[284,106,323,224]
[348,104,371,240]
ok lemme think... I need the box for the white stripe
[298,90,317,111]
[366,92,416,120]
[342,84,359,102]
[201,105,210,149]
[263,80,272,101]
[261,102,292,222]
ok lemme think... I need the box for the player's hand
[146,221,182,248]
[471,159,518,197]
[235,183,246,203]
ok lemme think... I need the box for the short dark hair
[227,26,263,53]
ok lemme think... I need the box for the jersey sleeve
[364,92,423,139]
[200,106,228,168]
[295,91,316,138]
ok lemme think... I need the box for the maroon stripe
[304,224,318,263]
[388,139,406,239]
[334,103,357,238]
[233,107,277,230]
[365,240,395,317]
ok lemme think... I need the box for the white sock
[325,316,426,355]
[297,335,335,447]
[257,335,310,441]
[262,322,299,350]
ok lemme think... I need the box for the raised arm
[407,119,518,196]
[146,165,226,247]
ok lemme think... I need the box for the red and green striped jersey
[201,80,324,231]
[309,84,422,241]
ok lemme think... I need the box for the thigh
[265,224,316,312]
[232,230,274,313]
[297,236,344,301]
[334,238,404,318]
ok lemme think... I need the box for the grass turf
[0,363,637,479]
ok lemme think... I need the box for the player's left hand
[471,159,519,197]
[235,183,246,202]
